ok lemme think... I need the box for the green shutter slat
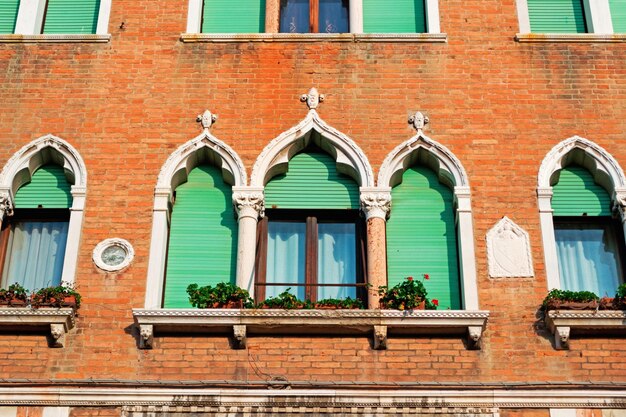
[202,0,266,33]
[552,166,612,216]
[264,152,359,209]
[527,0,586,33]
[0,0,19,34]
[164,165,238,308]
[363,0,426,33]
[610,0,626,32]
[14,165,72,209]
[386,167,461,310]
[42,0,100,34]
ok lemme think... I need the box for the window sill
[515,33,626,43]
[180,33,447,43]
[0,34,111,43]
[0,307,76,347]
[545,310,626,350]
[133,308,488,350]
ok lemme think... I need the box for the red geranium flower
[432,299,439,306]
[423,274,430,280]
[407,276,413,281]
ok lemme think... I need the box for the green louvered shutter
[363,0,426,33]
[527,0,586,33]
[164,165,238,308]
[14,165,72,209]
[552,166,612,216]
[386,167,461,310]
[202,0,266,33]
[0,0,19,34]
[42,0,100,34]
[610,0,626,32]
[265,152,359,209]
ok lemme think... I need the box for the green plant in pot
[186,282,253,308]
[613,283,626,309]
[0,283,29,306]
[378,276,437,311]
[315,297,364,309]
[256,288,312,309]
[542,289,599,311]
[31,283,81,309]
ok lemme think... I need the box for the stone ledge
[515,33,626,43]
[545,310,626,350]
[0,34,111,43]
[132,308,489,350]
[0,308,76,347]
[180,33,447,43]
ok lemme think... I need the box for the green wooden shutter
[42,0,100,34]
[386,166,461,310]
[610,0,626,33]
[202,0,266,33]
[14,165,72,209]
[363,0,426,33]
[264,152,359,209]
[527,0,586,33]
[164,165,238,308]
[0,0,19,34]
[552,166,612,216]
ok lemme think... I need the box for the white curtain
[1,221,69,290]
[266,222,306,299]
[317,223,356,299]
[555,224,622,297]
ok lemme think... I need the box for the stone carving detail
[408,111,429,131]
[196,110,218,130]
[555,326,570,350]
[139,325,153,349]
[467,326,483,350]
[49,324,66,348]
[233,191,265,219]
[613,190,626,221]
[232,325,247,349]
[360,192,391,220]
[486,217,534,278]
[300,87,324,110]
[373,325,387,350]
[0,192,14,222]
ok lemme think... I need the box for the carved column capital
[0,192,14,223]
[360,188,391,221]
[232,187,265,219]
[613,189,626,222]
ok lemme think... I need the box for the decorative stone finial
[408,111,429,131]
[301,88,324,110]
[196,110,218,130]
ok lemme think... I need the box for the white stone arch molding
[537,135,626,291]
[377,131,480,311]
[0,134,88,286]
[144,129,247,309]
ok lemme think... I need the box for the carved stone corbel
[613,190,626,222]
[467,326,483,350]
[554,326,570,350]
[139,324,154,349]
[233,190,265,219]
[373,325,387,350]
[232,325,247,349]
[360,190,391,221]
[49,323,66,348]
[0,192,14,223]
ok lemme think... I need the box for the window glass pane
[2,221,68,290]
[319,0,349,33]
[280,0,310,33]
[267,222,306,299]
[202,0,266,33]
[363,0,426,33]
[555,222,623,297]
[527,0,586,33]
[317,223,356,299]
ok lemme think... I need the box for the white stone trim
[42,407,69,417]
[180,33,447,43]
[378,131,479,310]
[0,308,75,348]
[0,35,111,43]
[550,410,576,417]
[545,310,626,350]
[251,109,374,188]
[0,407,17,417]
[186,0,203,33]
[515,0,617,35]
[515,34,626,43]
[537,136,626,291]
[425,0,441,33]
[144,129,247,309]
[360,187,392,220]
[92,238,135,272]
[0,134,87,287]
[13,0,111,35]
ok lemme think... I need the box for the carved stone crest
[408,111,429,131]
[301,88,324,110]
[360,191,391,220]
[486,217,534,278]
[196,109,218,130]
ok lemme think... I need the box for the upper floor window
[202,0,266,33]
[611,0,626,32]
[0,1,20,34]
[280,0,349,33]
[362,0,427,33]
[518,0,624,34]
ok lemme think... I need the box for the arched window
[386,165,461,309]
[538,136,626,294]
[0,135,87,289]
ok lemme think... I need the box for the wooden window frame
[255,209,367,304]
[279,0,350,33]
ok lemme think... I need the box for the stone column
[232,187,264,298]
[455,187,479,310]
[0,192,14,225]
[144,188,171,309]
[265,0,280,32]
[537,187,560,292]
[360,188,391,309]
[614,189,626,245]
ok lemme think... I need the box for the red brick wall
[0,0,625,384]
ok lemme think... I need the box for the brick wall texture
[0,0,624,394]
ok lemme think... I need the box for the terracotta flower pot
[599,297,615,310]
[545,299,598,310]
